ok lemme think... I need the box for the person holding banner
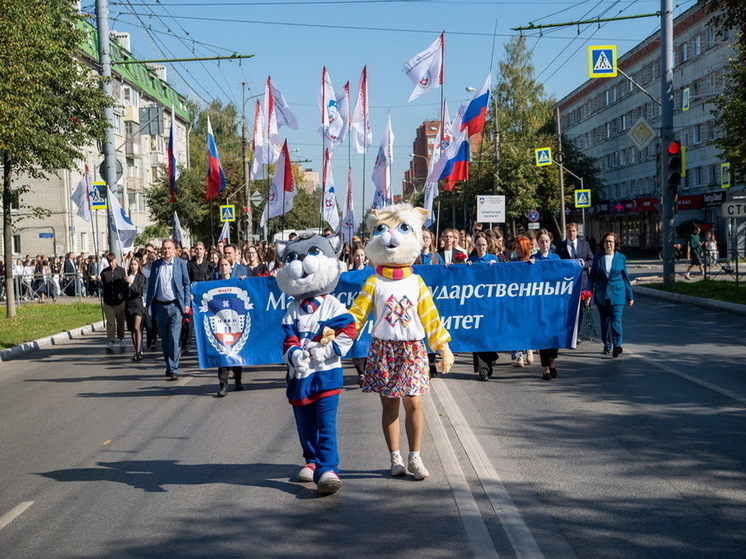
[215,257,243,397]
[467,234,499,265]
[531,230,561,380]
[510,236,535,367]
[589,232,634,358]
[417,229,443,265]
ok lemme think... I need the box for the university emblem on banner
[199,286,254,358]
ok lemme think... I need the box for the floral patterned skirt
[363,338,429,398]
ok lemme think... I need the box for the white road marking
[432,378,545,558]
[424,392,500,558]
[628,349,746,406]
[0,501,33,531]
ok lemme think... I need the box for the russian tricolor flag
[461,74,491,138]
[440,139,469,192]
[206,115,227,201]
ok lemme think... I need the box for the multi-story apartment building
[557,3,735,250]
[403,120,440,197]
[2,20,189,258]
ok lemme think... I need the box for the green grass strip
[0,303,102,349]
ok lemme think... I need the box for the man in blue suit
[146,239,191,380]
[557,223,594,343]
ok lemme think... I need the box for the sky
[87,0,699,219]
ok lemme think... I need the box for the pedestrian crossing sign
[535,147,552,167]
[588,46,617,78]
[91,181,107,210]
[220,204,236,222]
[575,189,591,208]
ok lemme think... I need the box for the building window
[12,234,21,254]
[706,26,715,49]
[114,113,123,135]
[605,122,611,138]
[605,90,610,106]
[694,35,701,56]
[681,43,688,63]
[710,165,719,186]
[80,232,88,253]
[123,87,140,108]
[620,114,626,130]
[694,166,702,187]
[693,124,702,144]
[151,166,159,183]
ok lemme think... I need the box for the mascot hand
[291,349,311,375]
[438,344,454,375]
[309,341,334,363]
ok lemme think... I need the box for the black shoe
[478,367,490,382]
[167,373,179,381]
[217,387,227,397]
[165,370,171,377]
[135,352,143,361]
[235,380,243,391]
[602,348,610,355]
[613,346,623,358]
[550,367,557,379]
[542,371,552,380]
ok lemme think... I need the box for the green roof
[78,18,190,121]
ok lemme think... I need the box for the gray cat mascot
[275,232,357,494]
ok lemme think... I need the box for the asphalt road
[0,292,744,558]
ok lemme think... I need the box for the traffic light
[667,140,682,190]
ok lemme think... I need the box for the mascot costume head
[275,232,346,299]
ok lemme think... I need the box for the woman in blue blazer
[588,232,634,357]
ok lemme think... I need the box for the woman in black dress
[124,257,147,361]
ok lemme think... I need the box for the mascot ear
[413,207,429,227]
[275,240,289,260]
[327,234,343,256]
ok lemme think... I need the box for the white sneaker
[390,454,407,477]
[316,471,341,494]
[408,455,430,480]
[684,273,691,280]
[106,342,114,354]
[297,463,316,483]
[514,356,525,367]
[525,351,534,365]
[119,339,126,351]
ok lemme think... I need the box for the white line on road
[0,501,33,531]
[628,349,746,406]
[424,391,500,558]
[432,378,545,559]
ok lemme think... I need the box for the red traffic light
[667,141,681,155]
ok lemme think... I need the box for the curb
[634,286,746,316]
[0,321,106,362]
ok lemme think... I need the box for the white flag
[218,220,230,245]
[260,140,296,227]
[106,186,137,258]
[321,149,340,231]
[351,66,372,154]
[71,165,92,222]
[371,113,394,210]
[423,118,444,228]
[402,33,444,102]
[341,167,357,245]
[172,211,184,247]
[267,76,298,131]
[319,67,345,151]
[252,99,277,171]
[334,81,350,148]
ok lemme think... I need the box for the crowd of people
[1,221,634,384]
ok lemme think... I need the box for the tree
[489,35,556,237]
[705,1,746,174]
[1,2,112,317]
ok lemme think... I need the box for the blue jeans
[153,302,183,374]
[292,393,340,482]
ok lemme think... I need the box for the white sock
[408,451,420,461]
[390,450,401,461]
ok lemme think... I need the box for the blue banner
[192,261,583,368]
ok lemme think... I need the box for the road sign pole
[556,107,566,236]
[661,0,675,286]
